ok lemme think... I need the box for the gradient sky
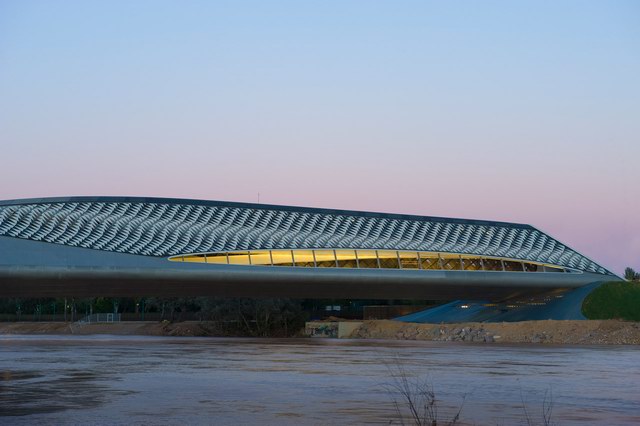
[1,1,638,274]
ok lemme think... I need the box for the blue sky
[0,1,639,273]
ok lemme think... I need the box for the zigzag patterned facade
[0,198,612,275]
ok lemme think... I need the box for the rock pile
[349,319,640,345]
[431,326,496,343]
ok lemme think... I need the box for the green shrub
[582,281,640,321]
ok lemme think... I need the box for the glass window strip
[170,249,568,273]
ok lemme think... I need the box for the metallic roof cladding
[0,197,614,275]
[0,234,613,300]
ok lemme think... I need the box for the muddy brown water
[0,336,638,425]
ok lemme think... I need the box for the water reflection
[0,367,135,416]
[0,336,638,424]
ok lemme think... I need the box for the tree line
[624,267,640,281]
[0,297,309,337]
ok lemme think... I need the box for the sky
[0,1,638,274]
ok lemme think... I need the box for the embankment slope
[2,319,640,344]
[349,319,640,345]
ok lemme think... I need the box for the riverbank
[349,319,640,345]
[1,319,639,344]
[0,321,216,337]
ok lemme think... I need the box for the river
[0,336,638,425]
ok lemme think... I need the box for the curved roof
[0,196,613,275]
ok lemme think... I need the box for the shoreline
[1,319,639,345]
[348,319,640,345]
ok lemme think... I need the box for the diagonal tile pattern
[0,199,612,275]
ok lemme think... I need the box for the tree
[624,267,640,282]
[195,297,305,337]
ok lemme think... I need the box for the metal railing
[76,313,121,324]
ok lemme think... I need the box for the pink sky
[1,1,638,274]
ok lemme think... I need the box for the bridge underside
[0,265,608,300]
[0,236,609,300]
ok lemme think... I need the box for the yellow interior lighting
[398,251,419,269]
[313,250,336,267]
[248,251,272,266]
[168,249,572,274]
[356,250,379,268]
[270,250,293,265]
[227,251,250,265]
[293,250,315,267]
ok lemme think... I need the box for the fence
[76,313,122,324]
[0,312,204,322]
